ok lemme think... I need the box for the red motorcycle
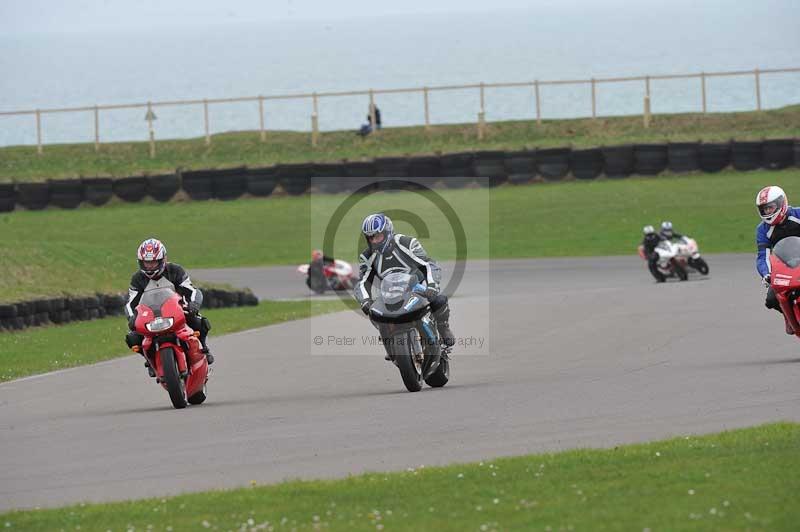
[297,251,358,294]
[769,236,800,337]
[131,287,209,409]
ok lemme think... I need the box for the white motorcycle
[671,236,710,275]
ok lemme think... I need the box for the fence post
[93,105,100,152]
[643,95,651,129]
[477,82,486,140]
[754,68,762,111]
[311,92,319,147]
[203,99,210,146]
[645,75,651,99]
[369,90,377,134]
[35,109,43,155]
[423,87,431,131]
[700,72,707,114]
[534,80,541,125]
[591,78,597,119]
[258,95,266,142]
[147,102,155,159]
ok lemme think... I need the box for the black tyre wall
[213,167,248,201]
[181,170,215,200]
[667,142,699,173]
[731,141,763,171]
[113,177,148,202]
[147,174,180,202]
[634,144,668,175]
[698,142,731,173]
[246,167,278,197]
[0,183,17,212]
[570,148,603,180]
[83,178,113,206]
[536,148,570,181]
[602,145,635,178]
[49,179,85,209]
[762,139,794,170]
[17,182,50,210]
[278,164,312,196]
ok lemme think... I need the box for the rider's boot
[784,316,795,335]
[433,305,455,348]
[144,360,156,378]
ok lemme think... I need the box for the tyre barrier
[147,173,180,202]
[634,144,668,175]
[4,138,798,212]
[211,167,248,201]
[440,152,475,188]
[504,150,537,185]
[474,150,508,187]
[0,183,16,212]
[667,142,700,173]
[536,148,570,181]
[277,163,312,196]
[113,176,148,202]
[601,145,635,178]
[698,142,731,173]
[247,167,278,197]
[16,182,50,210]
[762,139,794,170]
[83,177,113,206]
[313,163,345,194]
[181,170,216,201]
[0,288,258,333]
[731,141,763,171]
[49,179,85,209]
[570,148,604,180]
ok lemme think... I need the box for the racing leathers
[756,206,800,313]
[355,234,455,348]
[642,232,666,280]
[124,263,212,363]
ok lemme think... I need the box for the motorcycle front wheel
[160,347,187,409]
[692,257,710,275]
[392,330,423,392]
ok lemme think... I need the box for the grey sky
[0,0,575,33]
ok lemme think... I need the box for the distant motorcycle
[367,272,450,392]
[298,258,358,294]
[130,287,209,409]
[768,236,800,337]
[638,236,709,282]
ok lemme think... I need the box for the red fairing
[768,254,800,337]
[134,288,209,404]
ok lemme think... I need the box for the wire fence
[1,66,798,156]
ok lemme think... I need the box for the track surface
[2,255,799,511]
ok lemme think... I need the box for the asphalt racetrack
[1,255,799,511]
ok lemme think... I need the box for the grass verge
[1,168,798,302]
[0,299,344,382]
[1,106,799,181]
[1,422,797,530]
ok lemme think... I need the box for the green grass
[1,168,798,303]
[2,422,797,531]
[1,106,799,181]
[0,299,345,382]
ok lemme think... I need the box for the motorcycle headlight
[146,316,174,332]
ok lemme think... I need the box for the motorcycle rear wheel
[160,347,187,409]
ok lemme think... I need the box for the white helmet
[643,225,655,235]
[660,221,673,239]
[756,186,789,226]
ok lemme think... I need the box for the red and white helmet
[756,186,789,226]
[137,238,167,279]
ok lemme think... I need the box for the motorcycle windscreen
[380,272,414,304]
[773,236,800,269]
[139,287,178,317]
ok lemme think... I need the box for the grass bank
[1,168,797,303]
[1,106,798,181]
[0,299,344,382]
[2,422,797,530]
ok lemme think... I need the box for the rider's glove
[762,275,771,288]
[413,283,439,299]
[185,300,201,315]
[127,315,137,330]
[360,299,372,315]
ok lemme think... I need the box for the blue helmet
[361,213,394,254]
[660,221,673,239]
